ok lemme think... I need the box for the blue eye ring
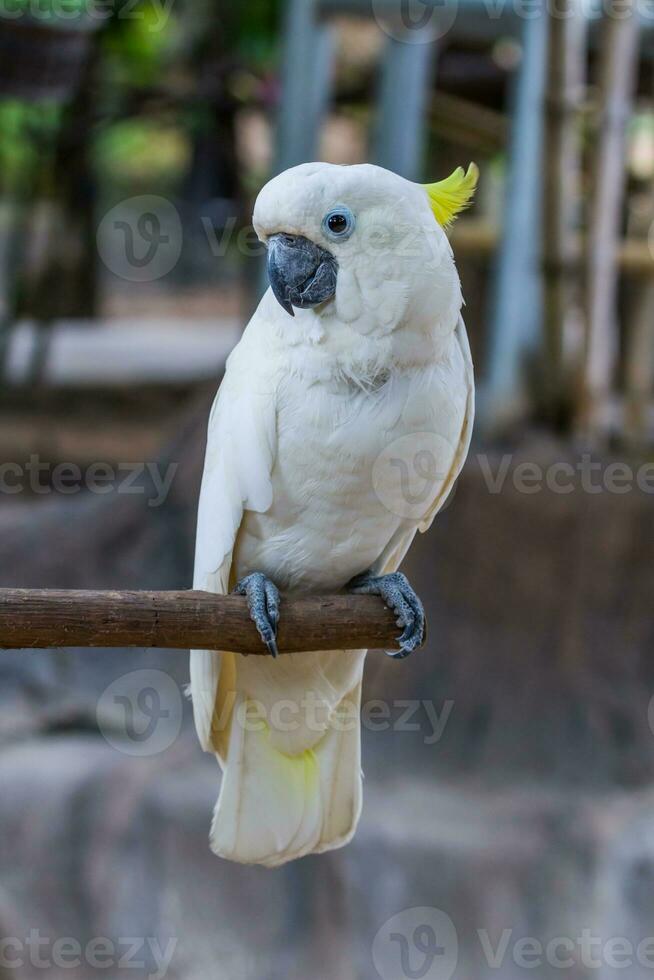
[322,206,356,241]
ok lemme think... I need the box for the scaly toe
[347,569,426,659]
[233,572,281,657]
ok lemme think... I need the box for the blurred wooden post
[481,11,548,430]
[624,79,654,449]
[0,111,38,380]
[580,3,640,440]
[542,0,585,423]
[275,0,334,173]
[260,0,335,297]
[625,281,654,448]
[374,29,437,181]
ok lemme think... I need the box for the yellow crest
[423,163,479,228]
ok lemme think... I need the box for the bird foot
[347,570,425,659]
[233,572,280,657]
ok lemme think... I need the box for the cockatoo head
[253,161,477,339]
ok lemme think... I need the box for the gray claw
[266,637,279,658]
[347,570,425,659]
[233,572,281,658]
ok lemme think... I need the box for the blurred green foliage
[0,101,63,194]
[236,0,281,67]
[101,0,172,88]
[0,0,284,199]
[94,117,190,194]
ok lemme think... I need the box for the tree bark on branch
[0,589,410,655]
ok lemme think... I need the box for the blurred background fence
[0,1,653,979]
[2,0,654,441]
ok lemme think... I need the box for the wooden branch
[0,589,409,655]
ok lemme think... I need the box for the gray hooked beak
[267,234,338,317]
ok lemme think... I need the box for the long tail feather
[202,650,365,867]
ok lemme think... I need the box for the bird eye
[322,206,355,241]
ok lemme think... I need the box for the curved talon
[386,646,415,661]
[347,570,425,659]
[233,572,281,658]
[265,636,279,658]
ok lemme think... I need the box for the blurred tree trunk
[579,3,640,441]
[542,0,585,427]
[623,76,654,450]
[624,228,654,449]
[26,57,100,381]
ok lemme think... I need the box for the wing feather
[191,335,277,751]
[372,316,474,577]
[418,314,475,533]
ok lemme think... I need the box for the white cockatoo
[191,161,477,867]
